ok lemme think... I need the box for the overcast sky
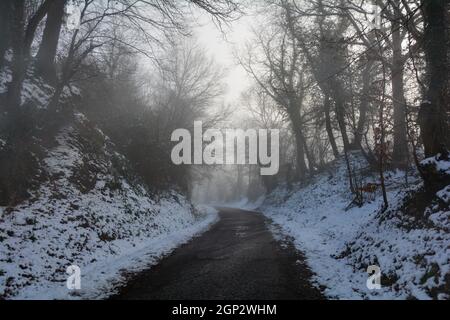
[191,10,256,105]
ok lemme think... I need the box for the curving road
[111,207,324,300]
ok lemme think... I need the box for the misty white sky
[191,10,257,105]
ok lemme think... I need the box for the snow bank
[261,154,450,300]
[421,154,450,175]
[0,118,218,299]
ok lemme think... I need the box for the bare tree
[285,0,353,153]
[418,0,450,158]
[0,0,14,71]
[35,0,67,83]
[5,0,54,110]
[239,13,313,179]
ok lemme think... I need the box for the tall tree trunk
[355,60,374,148]
[289,109,307,180]
[0,0,14,71]
[6,0,51,110]
[391,7,408,168]
[324,95,339,158]
[300,127,316,172]
[333,89,351,152]
[6,1,26,111]
[378,103,389,212]
[418,0,450,157]
[391,64,408,167]
[35,0,66,83]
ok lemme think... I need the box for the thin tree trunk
[289,110,307,180]
[324,95,339,158]
[299,127,315,172]
[6,1,26,111]
[391,64,408,167]
[343,146,354,194]
[334,91,351,152]
[391,13,408,168]
[0,0,14,71]
[378,103,389,212]
[35,0,66,83]
[378,39,389,212]
[355,60,374,148]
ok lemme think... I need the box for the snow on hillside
[0,114,218,300]
[261,154,450,300]
[0,63,76,107]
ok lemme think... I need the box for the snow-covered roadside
[11,207,218,300]
[0,119,219,300]
[261,155,450,300]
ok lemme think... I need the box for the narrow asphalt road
[112,207,324,300]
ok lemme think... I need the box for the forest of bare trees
[0,0,238,205]
[0,0,449,210]
[237,0,449,211]
[0,0,450,302]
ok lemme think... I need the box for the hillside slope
[261,154,450,299]
[0,112,217,299]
